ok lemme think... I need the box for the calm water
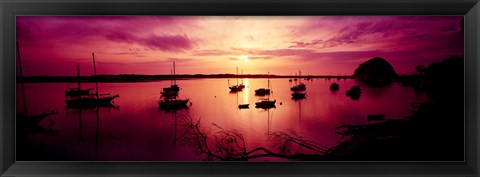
[17,78,429,161]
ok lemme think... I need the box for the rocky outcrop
[353,57,398,86]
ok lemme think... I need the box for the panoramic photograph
[16,16,464,161]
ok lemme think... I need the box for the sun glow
[241,55,249,62]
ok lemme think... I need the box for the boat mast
[267,72,270,89]
[16,42,28,117]
[173,61,176,85]
[295,72,298,85]
[236,67,238,86]
[92,53,99,99]
[170,69,173,85]
[77,64,81,92]
[299,69,302,84]
[241,69,244,84]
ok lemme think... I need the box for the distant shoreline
[17,74,355,83]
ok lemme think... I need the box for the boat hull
[65,95,119,107]
[255,100,276,109]
[229,86,243,92]
[238,104,250,109]
[255,89,271,95]
[159,99,189,108]
[291,93,306,100]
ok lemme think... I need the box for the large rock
[354,57,398,86]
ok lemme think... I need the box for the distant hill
[353,57,398,86]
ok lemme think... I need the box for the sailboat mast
[236,67,238,85]
[299,69,302,84]
[267,72,270,89]
[241,69,244,84]
[17,42,28,117]
[173,61,176,85]
[92,53,99,99]
[295,72,298,85]
[77,64,81,91]
[170,69,173,85]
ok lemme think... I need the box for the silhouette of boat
[163,84,180,92]
[65,53,119,107]
[65,64,94,97]
[255,88,270,95]
[161,62,181,96]
[65,94,119,107]
[346,86,362,99]
[290,70,307,91]
[289,79,292,82]
[159,97,190,108]
[330,83,340,91]
[291,91,306,100]
[255,98,276,108]
[65,88,94,97]
[238,83,245,89]
[16,42,57,125]
[229,85,243,92]
[255,72,271,95]
[238,104,250,109]
[161,89,178,97]
[158,61,190,109]
[291,83,306,91]
[229,67,244,92]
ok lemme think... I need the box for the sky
[16,16,464,76]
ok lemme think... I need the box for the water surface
[16,78,428,161]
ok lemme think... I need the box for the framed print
[1,0,479,176]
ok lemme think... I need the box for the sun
[241,55,249,62]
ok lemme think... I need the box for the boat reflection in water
[17,78,431,161]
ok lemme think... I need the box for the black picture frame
[1,0,479,176]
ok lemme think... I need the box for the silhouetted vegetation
[324,56,464,160]
[178,115,326,161]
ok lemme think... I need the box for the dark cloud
[17,16,196,52]
[440,24,457,32]
[141,34,195,52]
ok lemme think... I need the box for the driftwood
[177,115,327,161]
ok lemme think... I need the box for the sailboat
[255,72,271,95]
[159,97,190,108]
[65,53,119,107]
[229,67,244,92]
[161,61,180,97]
[159,61,190,109]
[65,65,94,97]
[255,80,276,109]
[255,98,276,109]
[65,88,93,97]
[290,70,306,91]
[238,69,245,89]
[16,42,57,125]
[291,91,306,100]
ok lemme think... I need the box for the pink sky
[16,16,464,76]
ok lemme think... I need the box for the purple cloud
[141,34,195,52]
[17,16,197,52]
